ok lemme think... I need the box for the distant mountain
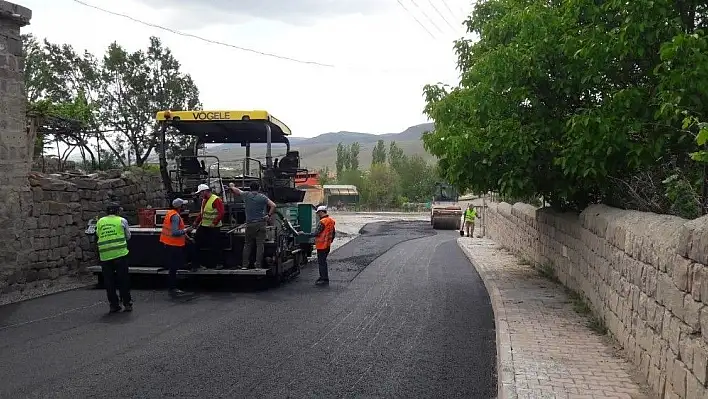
[209,122,435,171]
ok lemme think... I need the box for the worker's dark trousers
[101,256,132,307]
[196,226,221,268]
[164,244,184,291]
[243,221,266,268]
[317,248,330,280]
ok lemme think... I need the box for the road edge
[456,238,517,399]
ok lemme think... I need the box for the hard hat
[316,205,327,213]
[193,183,210,195]
[105,202,121,212]
[172,198,188,207]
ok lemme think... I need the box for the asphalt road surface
[0,220,496,399]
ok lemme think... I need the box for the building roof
[323,185,358,195]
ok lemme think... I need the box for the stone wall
[485,201,708,398]
[0,3,34,292]
[0,169,166,293]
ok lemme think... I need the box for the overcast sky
[21,0,471,138]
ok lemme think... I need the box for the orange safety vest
[315,216,336,250]
[159,209,186,247]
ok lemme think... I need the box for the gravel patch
[0,275,95,307]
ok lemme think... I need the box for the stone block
[678,215,708,265]
[671,359,688,398]
[693,342,708,388]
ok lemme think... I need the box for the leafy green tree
[423,0,707,213]
[99,36,201,166]
[349,142,360,170]
[362,164,402,209]
[335,142,346,177]
[388,141,406,173]
[371,139,386,165]
[398,155,437,202]
[317,166,333,186]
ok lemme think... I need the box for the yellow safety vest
[96,215,129,261]
[201,194,223,227]
[465,208,477,221]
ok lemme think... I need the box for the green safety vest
[465,208,477,221]
[96,215,129,261]
[201,194,223,227]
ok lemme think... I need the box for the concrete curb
[456,238,517,399]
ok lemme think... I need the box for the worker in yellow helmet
[191,184,225,269]
[95,202,133,313]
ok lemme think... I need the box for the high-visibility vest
[96,215,129,261]
[315,216,336,250]
[465,208,477,221]
[160,209,186,247]
[200,194,222,227]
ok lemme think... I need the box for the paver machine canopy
[156,110,306,206]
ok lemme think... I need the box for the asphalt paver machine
[87,110,318,284]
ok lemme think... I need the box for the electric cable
[408,0,445,35]
[395,0,436,39]
[71,0,447,75]
[72,0,335,68]
[427,0,457,32]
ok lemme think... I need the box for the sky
[20,0,473,138]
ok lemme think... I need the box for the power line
[427,0,457,32]
[395,0,436,39]
[72,0,336,68]
[440,0,462,28]
[408,0,445,35]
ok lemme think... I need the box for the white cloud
[20,0,472,137]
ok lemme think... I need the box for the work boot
[109,304,122,313]
[123,303,133,312]
[315,278,329,286]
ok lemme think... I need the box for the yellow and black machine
[87,110,320,285]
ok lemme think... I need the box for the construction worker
[228,182,276,269]
[302,205,336,286]
[464,204,477,237]
[160,198,192,297]
[191,184,225,269]
[96,202,133,313]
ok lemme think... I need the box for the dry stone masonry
[0,2,34,292]
[485,201,708,398]
[0,169,167,293]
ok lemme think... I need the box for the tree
[398,154,437,202]
[371,139,386,165]
[388,141,406,172]
[362,164,402,209]
[423,0,706,214]
[99,36,201,167]
[23,35,202,171]
[24,35,101,166]
[317,166,333,186]
[335,142,347,177]
[349,142,360,170]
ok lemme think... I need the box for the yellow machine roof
[155,110,291,135]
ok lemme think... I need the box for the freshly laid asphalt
[0,220,496,399]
